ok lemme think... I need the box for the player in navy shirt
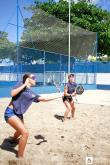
[62,74,77,121]
[4,73,60,158]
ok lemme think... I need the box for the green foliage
[28,0,110,56]
[0,31,16,63]
[1,1,110,64]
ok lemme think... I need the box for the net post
[16,0,19,81]
[43,51,46,86]
[68,0,71,74]
[95,32,98,84]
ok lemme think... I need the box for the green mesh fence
[20,8,97,59]
[0,3,97,85]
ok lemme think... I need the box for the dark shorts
[4,107,23,122]
[62,96,73,102]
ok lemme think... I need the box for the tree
[21,0,110,57]
[0,31,16,63]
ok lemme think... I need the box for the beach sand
[0,90,110,165]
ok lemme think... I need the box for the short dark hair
[23,73,30,83]
[68,73,74,78]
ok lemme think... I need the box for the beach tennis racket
[52,80,78,102]
[52,80,84,95]
[76,84,84,95]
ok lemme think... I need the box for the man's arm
[37,96,61,102]
[11,84,26,97]
[64,85,71,96]
[71,84,77,97]
[11,78,29,97]
[71,91,76,97]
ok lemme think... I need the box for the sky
[74,0,110,11]
[0,0,35,42]
[92,0,110,10]
[0,0,110,42]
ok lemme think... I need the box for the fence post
[43,51,46,86]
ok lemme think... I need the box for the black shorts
[62,96,73,102]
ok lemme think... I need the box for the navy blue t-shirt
[66,82,77,94]
[12,82,40,115]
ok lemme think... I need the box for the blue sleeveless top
[12,82,40,115]
[66,82,77,94]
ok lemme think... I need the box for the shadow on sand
[0,137,18,156]
[54,114,64,122]
[34,135,47,145]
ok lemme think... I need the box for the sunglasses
[30,75,36,80]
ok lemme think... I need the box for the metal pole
[68,0,71,74]
[16,0,19,81]
[60,55,62,84]
[43,51,46,86]
[96,33,98,59]
[95,32,98,85]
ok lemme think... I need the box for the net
[20,8,97,60]
[0,1,97,85]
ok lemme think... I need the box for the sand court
[0,90,110,165]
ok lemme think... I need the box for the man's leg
[70,101,76,119]
[63,101,72,121]
[8,116,29,158]
[13,119,24,141]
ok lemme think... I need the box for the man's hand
[24,78,30,86]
